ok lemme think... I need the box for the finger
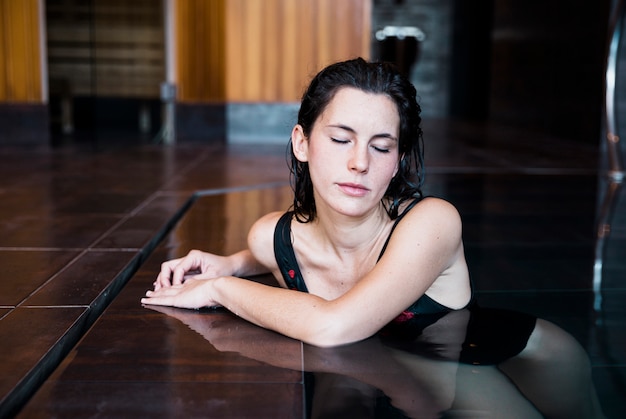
[170,256,202,285]
[153,273,167,291]
[158,255,193,287]
[155,270,176,290]
[156,261,178,289]
[141,295,172,307]
[145,286,181,298]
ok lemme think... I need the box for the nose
[349,145,369,173]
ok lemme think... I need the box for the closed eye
[372,145,390,153]
[331,138,349,144]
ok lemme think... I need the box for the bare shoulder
[247,211,285,268]
[388,197,464,256]
[378,197,469,308]
[402,197,462,234]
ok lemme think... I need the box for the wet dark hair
[289,57,424,222]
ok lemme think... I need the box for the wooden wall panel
[47,0,165,98]
[0,0,43,102]
[1,0,370,104]
[225,0,371,102]
[175,0,226,102]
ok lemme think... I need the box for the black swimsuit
[273,202,536,364]
[273,200,467,328]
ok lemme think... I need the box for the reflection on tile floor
[1,119,624,417]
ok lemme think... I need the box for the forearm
[212,276,346,347]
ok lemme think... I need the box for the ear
[291,124,309,162]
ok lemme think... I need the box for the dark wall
[450,0,611,144]
[449,0,494,121]
[0,105,50,147]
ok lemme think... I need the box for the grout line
[160,148,217,190]
[193,180,290,197]
[15,250,92,308]
[0,247,84,252]
[426,166,599,175]
[19,305,90,309]
[475,289,611,294]
[87,248,141,252]
[0,247,141,252]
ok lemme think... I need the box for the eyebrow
[327,124,398,142]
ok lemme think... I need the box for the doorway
[46,0,165,147]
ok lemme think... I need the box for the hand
[154,250,232,290]
[142,277,220,309]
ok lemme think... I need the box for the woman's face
[292,87,401,218]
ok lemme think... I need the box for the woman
[142,58,473,348]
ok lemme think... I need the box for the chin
[333,200,382,218]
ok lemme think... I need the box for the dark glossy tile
[162,144,290,192]
[50,191,152,215]
[592,290,626,365]
[426,172,600,293]
[0,251,80,306]
[2,120,624,417]
[0,308,11,319]
[0,144,214,202]
[429,173,598,218]
[106,248,182,311]
[92,193,193,249]
[602,242,626,288]
[462,215,595,245]
[20,382,303,418]
[172,187,293,255]
[598,182,626,291]
[466,244,596,291]
[0,214,122,248]
[593,367,626,419]
[0,190,58,220]
[422,119,600,170]
[0,308,88,376]
[2,170,154,217]
[0,307,88,417]
[22,250,139,307]
[29,298,612,418]
[47,309,302,384]
[0,152,62,188]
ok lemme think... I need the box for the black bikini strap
[377,198,421,261]
[273,211,308,292]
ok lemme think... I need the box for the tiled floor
[1,119,624,418]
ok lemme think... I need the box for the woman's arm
[151,211,285,291]
[143,198,469,347]
[153,248,269,290]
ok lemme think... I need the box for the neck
[312,202,391,257]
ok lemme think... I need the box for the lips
[337,182,370,197]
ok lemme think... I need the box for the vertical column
[0,0,44,102]
[0,0,48,146]
[225,0,372,102]
[172,0,227,142]
[175,0,226,101]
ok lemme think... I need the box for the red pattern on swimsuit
[393,310,415,323]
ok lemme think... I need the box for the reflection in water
[148,301,605,419]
